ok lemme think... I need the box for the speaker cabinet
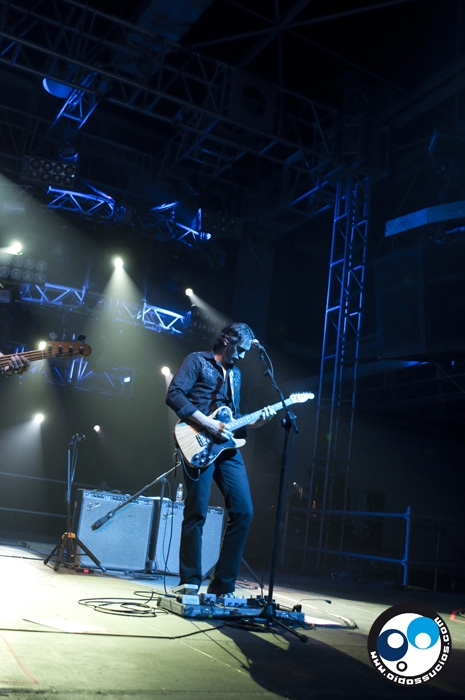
[74,489,154,571]
[152,500,224,577]
[376,244,465,358]
[375,249,424,358]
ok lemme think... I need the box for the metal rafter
[0,96,347,239]
[0,1,344,180]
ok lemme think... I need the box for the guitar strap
[228,368,237,415]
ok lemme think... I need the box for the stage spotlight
[113,257,124,269]
[161,366,171,376]
[60,143,79,164]
[185,288,194,297]
[21,155,77,188]
[8,242,22,255]
[93,425,101,433]
[34,413,45,424]
[42,77,72,99]
[0,247,49,285]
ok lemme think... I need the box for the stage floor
[0,532,464,699]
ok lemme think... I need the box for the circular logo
[367,603,451,685]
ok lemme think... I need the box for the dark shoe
[172,583,198,595]
[207,584,235,597]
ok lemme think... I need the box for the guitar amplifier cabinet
[74,489,154,571]
[151,499,224,577]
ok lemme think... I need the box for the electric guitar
[174,392,314,469]
[0,340,92,373]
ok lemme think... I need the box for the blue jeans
[179,448,253,593]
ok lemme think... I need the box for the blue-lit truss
[17,282,188,395]
[29,355,136,397]
[20,283,88,308]
[44,185,212,249]
[19,282,187,334]
[49,72,103,138]
[46,185,115,219]
[305,172,371,570]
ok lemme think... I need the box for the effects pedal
[171,584,198,596]
[180,594,200,605]
[199,593,217,604]
[220,596,248,607]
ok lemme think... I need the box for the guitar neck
[0,342,91,368]
[0,348,48,367]
[228,398,293,432]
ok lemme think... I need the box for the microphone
[251,338,264,349]
[91,511,114,531]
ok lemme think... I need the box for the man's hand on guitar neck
[248,404,276,428]
[1,353,30,376]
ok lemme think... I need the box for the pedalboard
[157,593,306,624]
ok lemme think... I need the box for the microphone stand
[88,465,177,532]
[44,434,104,572]
[251,343,308,643]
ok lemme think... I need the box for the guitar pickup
[196,433,208,447]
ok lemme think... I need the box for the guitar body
[174,392,314,469]
[174,406,246,469]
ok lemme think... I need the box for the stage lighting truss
[30,354,136,397]
[107,299,186,334]
[19,283,187,334]
[19,282,86,308]
[139,211,212,248]
[141,302,186,333]
[48,71,103,138]
[46,185,114,219]
[28,179,211,248]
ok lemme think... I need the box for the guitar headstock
[43,341,92,358]
[290,392,315,403]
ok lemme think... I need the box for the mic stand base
[44,435,104,573]
[44,531,106,573]
[240,598,310,644]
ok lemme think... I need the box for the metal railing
[281,504,465,590]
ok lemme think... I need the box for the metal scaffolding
[305,170,371,569]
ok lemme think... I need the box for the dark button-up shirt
[166,350,242,421]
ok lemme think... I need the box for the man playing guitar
[166,322,275,598]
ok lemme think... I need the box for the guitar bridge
[196,433,209,447]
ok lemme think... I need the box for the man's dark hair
[213,322,254,352]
